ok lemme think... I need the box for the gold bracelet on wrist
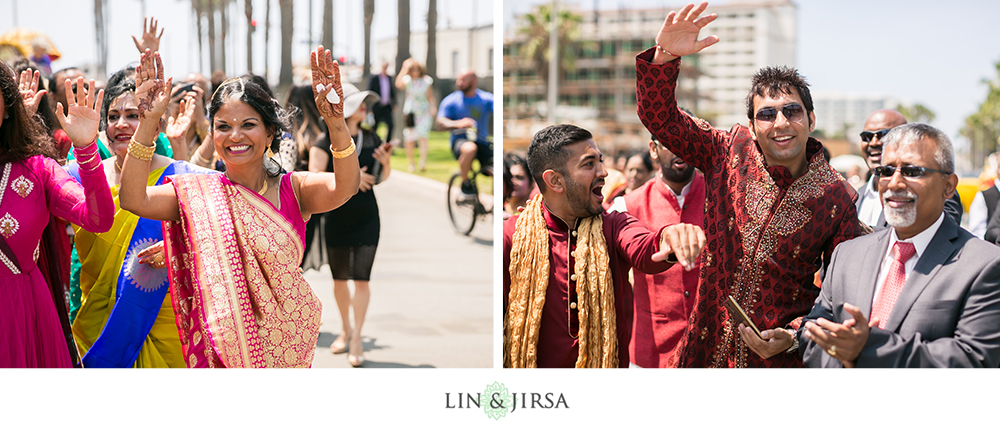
[191,150,213,167]
[329,139,356,160]
[76,151,100,166]
[127,137,156,162]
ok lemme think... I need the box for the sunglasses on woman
[754,103,804,125]
[860,129,892,143]
[872,165,951,179]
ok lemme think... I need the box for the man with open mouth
[635,2,867,368]
[503,124,707,368]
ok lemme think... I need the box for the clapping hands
[55,76,104,147]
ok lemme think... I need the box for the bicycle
[447,160,493,236]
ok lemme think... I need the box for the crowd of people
[503,2,1000,368]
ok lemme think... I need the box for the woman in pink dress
[119,47,359,368]
[0,61,114,368]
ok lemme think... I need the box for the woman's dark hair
[503,152,533,200]
[10,58,59,135]
[99,65,137,131]
[209,76,294,177]
[629,151,653,173]
[0,60,57,164]
[284,84,324,170]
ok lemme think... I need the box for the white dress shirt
[871,213,945,304]
[857,176,883,227]
[967,179,1000,239]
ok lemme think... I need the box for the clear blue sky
[1,0,494,79]
[504,0,1000,155]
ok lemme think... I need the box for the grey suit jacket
[855,180,964,231]
[800,215,1000,367]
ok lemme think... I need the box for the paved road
[308,171,494,368]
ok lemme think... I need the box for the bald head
[862,109,907,168]
[457,69,478,95]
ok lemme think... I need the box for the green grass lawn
[380,128,492,194]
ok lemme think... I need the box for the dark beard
[661,164,695,184]
[565,176,603,217]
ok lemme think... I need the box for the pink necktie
[870,241,916,329]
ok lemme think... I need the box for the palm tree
[395,0,410,76]
[517,3,586,97]
[961,60,1000,167]
[363,0,374,83]
[322,0,333,50]
[219,0,229,74]
[278,0,293,91]
[264,0,271,79]
[191,0,205,73]
[426,0,436,79]
[94,0,107,78]
[207,0,217,72]
[245,0,253,73]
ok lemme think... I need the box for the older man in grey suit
[799,123,1000,368]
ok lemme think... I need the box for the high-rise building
[503,1,796,147]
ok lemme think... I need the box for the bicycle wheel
[475,171,495,216]
[447,173,477,235]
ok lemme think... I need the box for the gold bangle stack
[191,150,213,167]
[74,141,100,167]
[329,138,356,160]
[127,137,155,162]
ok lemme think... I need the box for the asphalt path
[308,170,494,368]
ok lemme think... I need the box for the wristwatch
[784,328,799,354]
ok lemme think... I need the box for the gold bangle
[127,137,155,162]
[76,152,98,167]
[191,150,213,167]
[329,139,356,160]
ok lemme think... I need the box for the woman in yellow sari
[69,66,212,368]
[119,47,359,368]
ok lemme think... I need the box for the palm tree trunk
[264,0,271,79]
[94,0,107,78]
[193,0,205,73]
[395,0,410,75]
[363,0,374,83]
[245,0,253,73]
[220,0,228,74]
[426,0,437,80]
[207,0,217,72]
[278,0,293,92]
[322,0,333,50]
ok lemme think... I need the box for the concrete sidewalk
[309,170,494,368]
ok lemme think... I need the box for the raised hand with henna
[310,46,345,122]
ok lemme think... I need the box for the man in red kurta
[634,2,864,367]
[608,136,705,367]
[503,124,705,368]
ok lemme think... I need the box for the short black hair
[745,66,813,128]
[526,124,592,193]
[100,65,137,131]
[629,150,653,172]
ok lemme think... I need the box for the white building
[812,92,900,145]
[376,24,494,79]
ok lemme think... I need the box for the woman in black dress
[309,83,391,367]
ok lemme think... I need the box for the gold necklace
[225,173,268,195]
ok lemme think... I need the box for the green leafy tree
[895,103,936,124]
[961,60,1000,168]
[516,3,588,96]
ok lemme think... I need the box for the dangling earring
[266,147,274,159]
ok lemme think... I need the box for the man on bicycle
[436,69,494,199]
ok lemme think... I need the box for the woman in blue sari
[68,66,211,368]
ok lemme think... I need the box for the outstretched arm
[119,50,180,221]
[50,77,114,233]
[297,46,361,218]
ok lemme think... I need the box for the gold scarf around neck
[504,195,617,368]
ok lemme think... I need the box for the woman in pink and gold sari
[119,47,359,368]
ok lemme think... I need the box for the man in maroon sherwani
[608,136,705,368]
[503,124,706,368]
[635,2,865,367]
